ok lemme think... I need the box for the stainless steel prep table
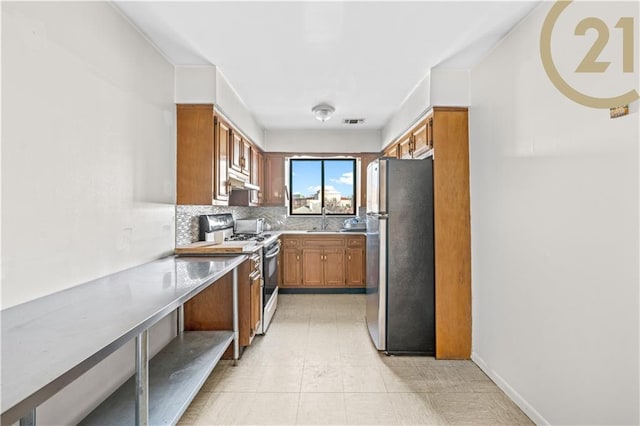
[1,255,247,426]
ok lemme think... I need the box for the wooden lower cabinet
[280,234,364,288]
[282,248,301,285]
[183,258,259,358]
[345,247,364,286]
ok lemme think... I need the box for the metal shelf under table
[79,330,233,426]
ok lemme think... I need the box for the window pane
[323,160,355,214]
[290,160,322,214]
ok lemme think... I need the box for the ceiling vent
[343,118,365,125]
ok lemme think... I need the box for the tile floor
[179,294,532,425]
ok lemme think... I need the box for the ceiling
[114,1,539,130]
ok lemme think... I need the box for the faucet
[321,207,327,230]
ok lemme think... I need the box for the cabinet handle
[348,255,351,260]
[296,255,299,261]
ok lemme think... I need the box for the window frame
[288,158,357,216]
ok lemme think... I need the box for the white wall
[469,2,639,425]
[175,65,217,103]
[216,69,265,148]
[380,74,430,148]
[265,129,380,153]
[2,2,177,423]
[174,66,265,147]
[430,68,469,107]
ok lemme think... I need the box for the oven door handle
[264,246,281,259]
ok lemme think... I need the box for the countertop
[275,230,367,235]
[1,255,247,425]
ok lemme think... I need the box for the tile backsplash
[176,205,363,246]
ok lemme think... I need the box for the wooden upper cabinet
[398,133,413,159]
[215,117,230,202]
[384,144,399,158]
[177,105,214,205]
[177,105,229,205]
[250,148,263,205]
[263,153,286,206]
[230,131,251,176]
[229,131,243,174]
[241,140,251,175]
[411,119,429,158]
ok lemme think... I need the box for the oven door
[262,240,280,332]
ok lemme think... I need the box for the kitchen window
[289,158,356,215]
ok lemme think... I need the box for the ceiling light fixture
[311,104,335,123]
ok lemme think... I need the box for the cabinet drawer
[282,238,300,248]
[302,238,345,248]
[346,237,365,247]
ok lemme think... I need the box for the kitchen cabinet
[250,264,261,338]
[184,258,259,355]
[250,148,263,205]
[411,118,430,158]
[301,237,346,286]
[282,236,301,286]
[398,133,413,159]
[176,105,230,205]
[263,153,286,206]
[431,107,471,359]
[301,248,323,285]
[384,143,399,158]
[215,117,231,201]
[301,246,345,286]
[345,236,366,286]
[280,234,365,288]
[229,131,251,176]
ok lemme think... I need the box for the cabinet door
[229,131,243,173]
[282,249,301,285]
[345,248,364,286]
[250,274,261,338]
[241,140,251,176]
[411,120,429,157]
[384,144,399,158]
[302,248,323,285]
[214,117,230,201]
[398,134,413,159]
[264,154,286,206]
[323,248,345,286]
[177,105,214,205]
[250,148,263,205]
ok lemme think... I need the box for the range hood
[228,174,260,206]
[228,174,259,191]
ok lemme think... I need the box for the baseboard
[279,287,366,294]
[471,351,550,426]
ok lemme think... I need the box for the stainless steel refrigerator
[366,157,435,354]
